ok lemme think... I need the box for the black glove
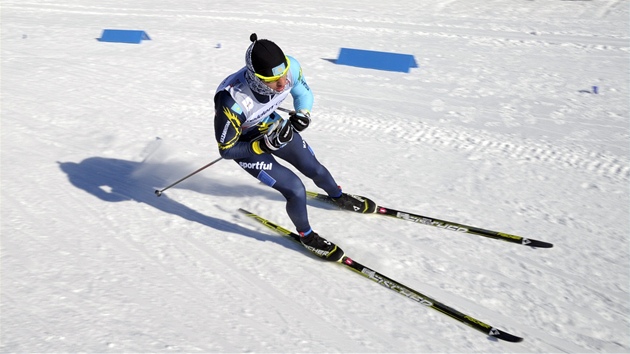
[289,109,311,132]
[258,119,294,153]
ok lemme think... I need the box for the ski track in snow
[316,105,629,183]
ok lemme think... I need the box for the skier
[213,33,375,261]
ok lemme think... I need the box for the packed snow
[2,0,628,352]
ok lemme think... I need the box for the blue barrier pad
[336,48,418,73]
[98,29,151,44]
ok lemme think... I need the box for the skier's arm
[213,90,261,159]
[288,56,313,114]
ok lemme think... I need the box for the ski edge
[238,208,299,242]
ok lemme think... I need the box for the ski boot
[332,192,377,214]
[300,231,344,262]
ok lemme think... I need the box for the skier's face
[263,74,287,92]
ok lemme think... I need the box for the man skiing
[213,33,375,261]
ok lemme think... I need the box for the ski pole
[154,157,223,197]
[155,107,289,197]
[277,107,293,114]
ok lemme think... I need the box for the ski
[238,208,524,343]
[307,191,553,248]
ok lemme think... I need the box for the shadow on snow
[58,156,303,253]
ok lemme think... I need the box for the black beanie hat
[247,33,287,77]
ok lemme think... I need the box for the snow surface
[1,0,629,352]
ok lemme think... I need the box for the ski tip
[490,328,524,342]
[524,239,554,248]
[497,332,524,343]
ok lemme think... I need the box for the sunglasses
[255,56,290,82]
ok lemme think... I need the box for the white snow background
[1,0,629,353]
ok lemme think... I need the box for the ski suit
[213,56,340,234]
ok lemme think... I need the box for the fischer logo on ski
[361,268,433,306]
[396,211,468,232]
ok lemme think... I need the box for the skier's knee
[278,177,306,203]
